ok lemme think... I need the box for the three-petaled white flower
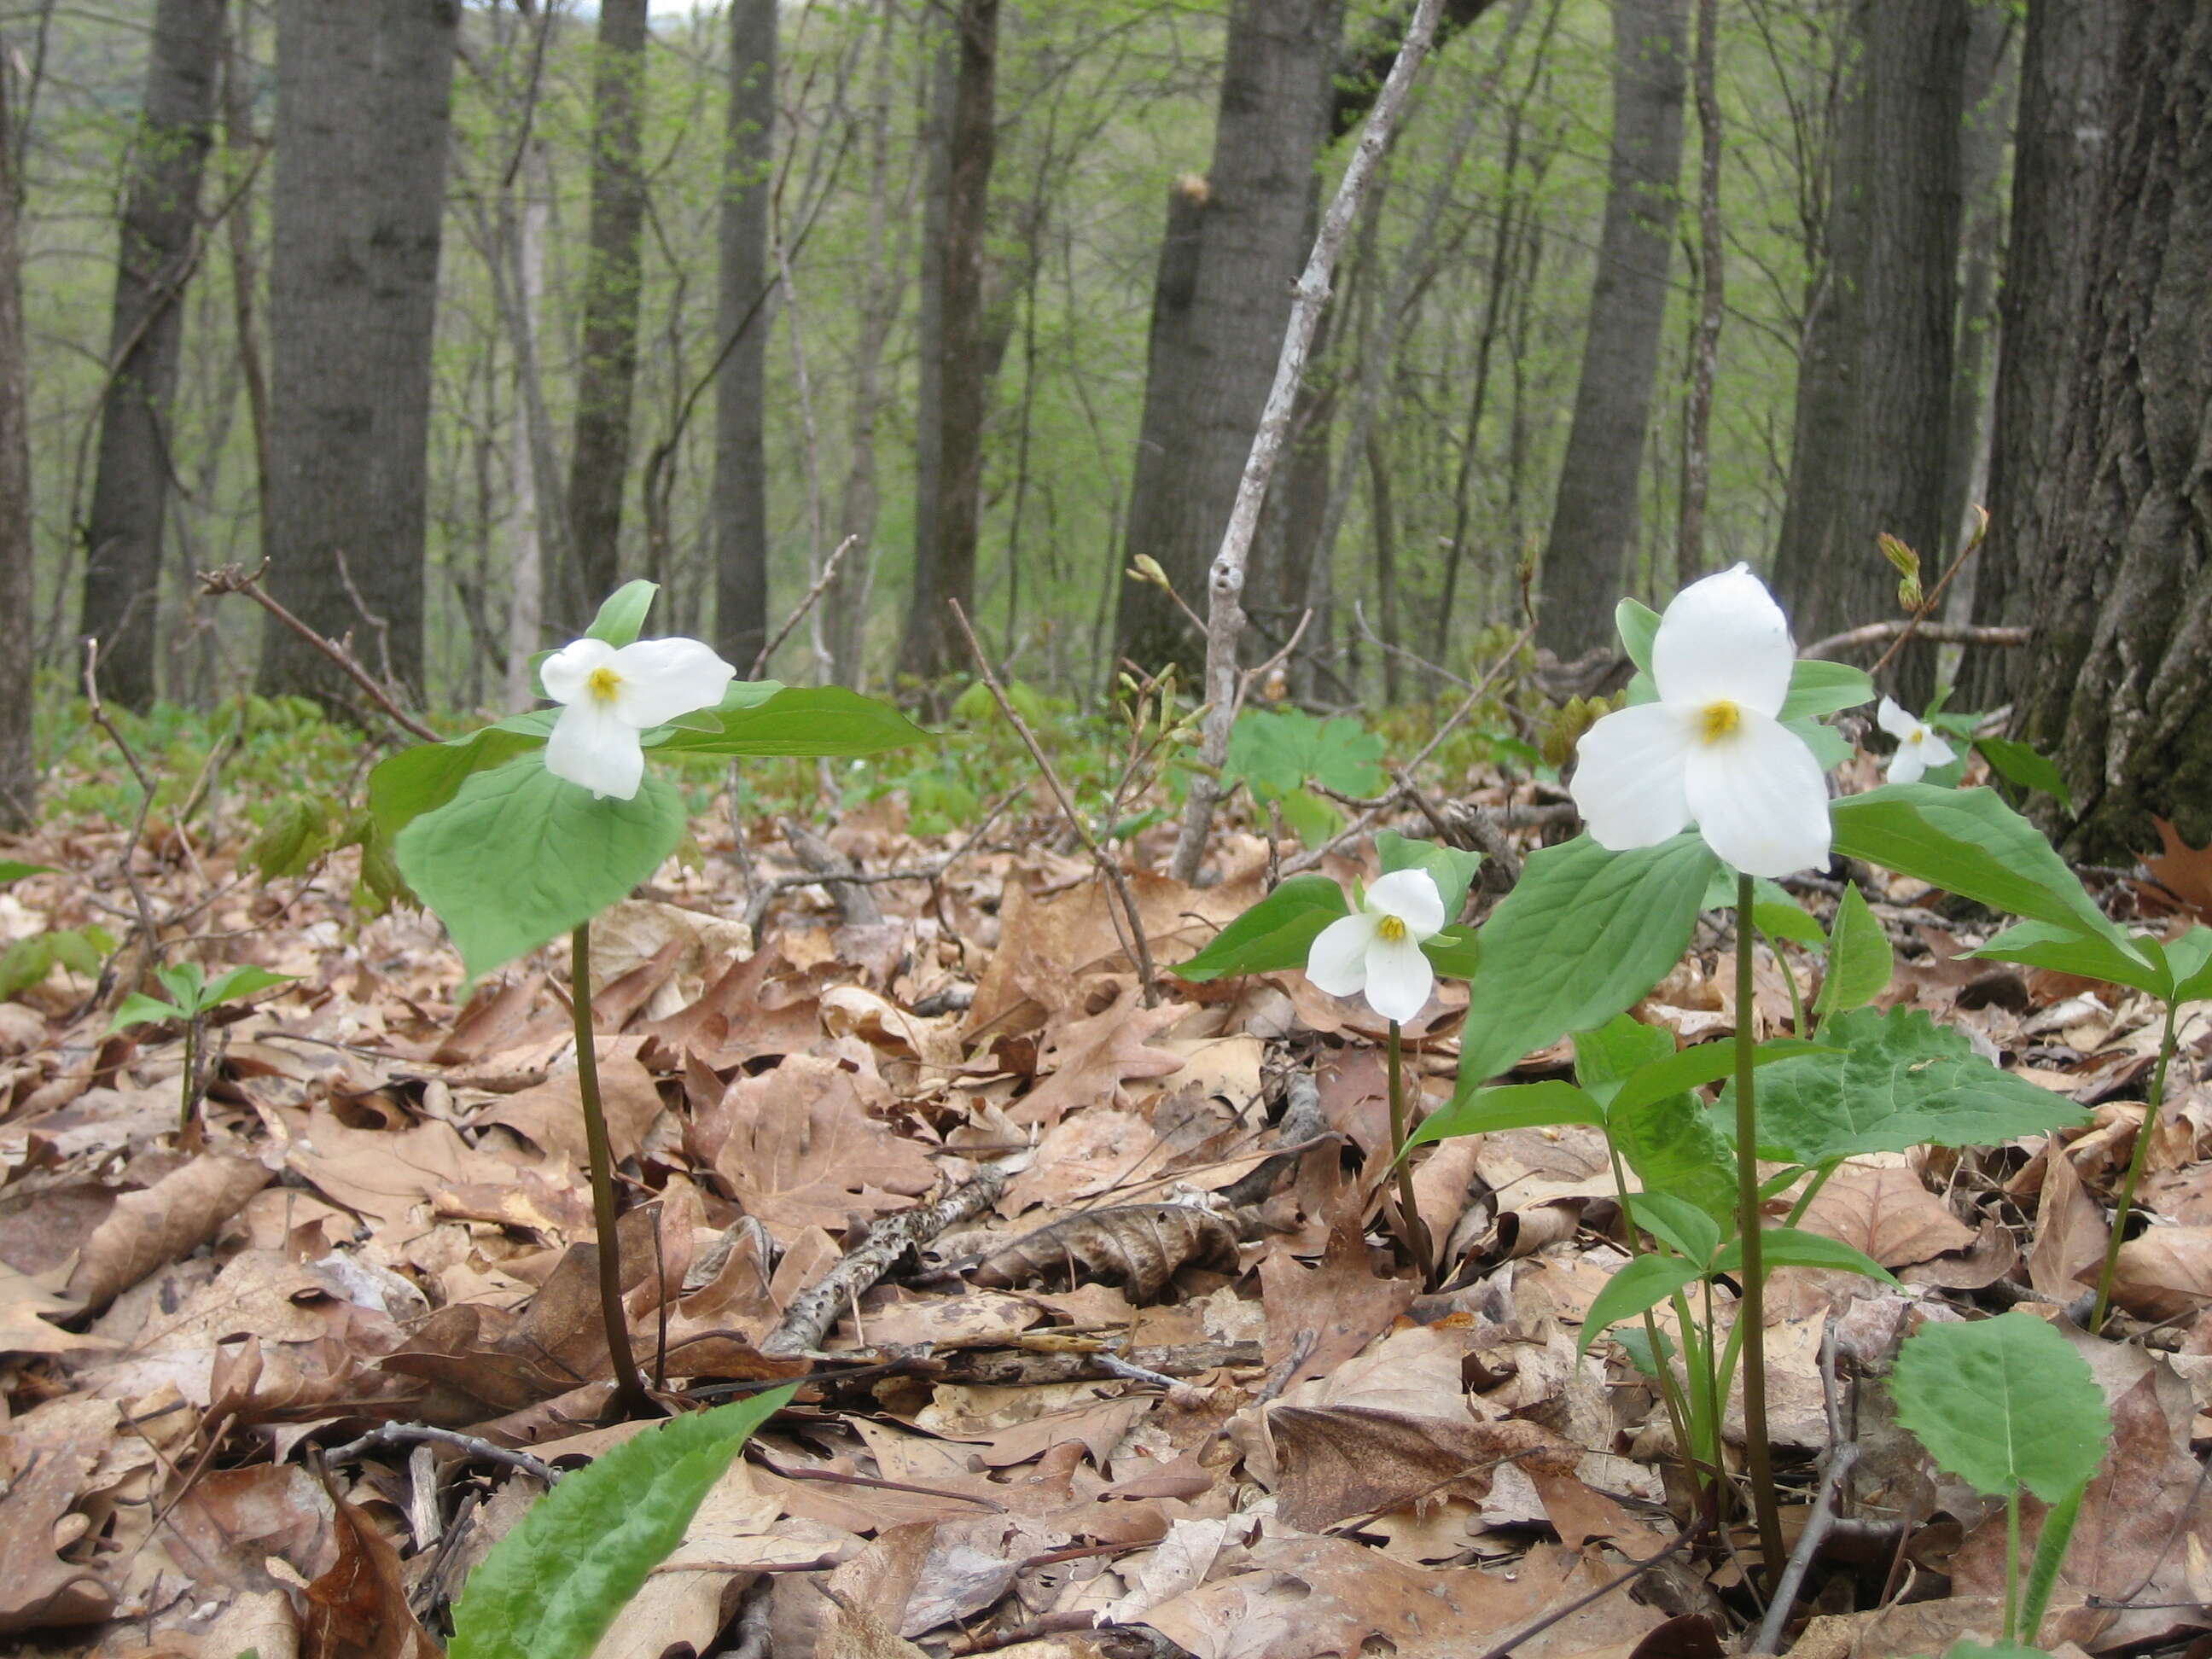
[540,636,736,801]
[1569,564,1831,879]
[1306,868,1445,1024]
[1876,697,1956,786]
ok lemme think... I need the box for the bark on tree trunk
[896,0,998,684]
[79,0,223,709]
[259,0,457,706]
[1536,0,1687,659]
[1966,0,2116,708]
[713,0,776,671]
[565,0,649,620]
[1674,0,1721,576]
[1770,0,1969,708]
[1112,0,1344,684]
[0,45,32,832]
[2014,0,2212,859]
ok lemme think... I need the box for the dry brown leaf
[0,1397,119,1632]
[475,1038,663,1167]
[704,1053,935,1242]
[1009,992,1190,1127]
[971,1203,1239,1301]
[0,1259,106,1355]
[1268,1406,1579,1531]
[2104,1224,2212,1321]
[65,1152,270,1307]
[1259,1209,1415,1392]
[2029,1130,2109,1300]
[2140,818,2212,921]
[1801,1161,1976,1267]
[301,1484,440,1659]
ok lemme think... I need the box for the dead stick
[1800,621,2027,661]
[197,561,440,742]
[748,533,857,679]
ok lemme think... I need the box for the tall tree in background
[1536,0,1686,660]
[713,0,775,672]
[896,0,999,683]
[1965,0,2115,707]
[1112,0,1343,681]
[2011,0,2212,858]
[77,0,223,709]
[566,0,648,619]
[0,45,33,831]
[259,0,457,704]
[1673,0,1721,576]
[1771,0,1969,706]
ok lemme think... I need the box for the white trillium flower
[1569,563,1832,879]
[539,636,737,800]
[1306,868,1446,1024]
[1877,696,1957,786]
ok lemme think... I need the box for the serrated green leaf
[1224,710,1386,803]
[396,757,687,980]
[1615,599,1661,672]
[1578,1254,1704,1354]
[1377,831,1481,922]
[583,579,660,648]
[108,992,188,1033]
[1574,1014,1676,1088]
[449,1387,795,1659]
[651,684,922,759]
[1308,717,1389,797]
[1452,833,1718,1091]
[1421,923,1480,979]
[1778,660,1876,721]
[1890,1312,2110,1501]
[1173,875,1348,982]
[1714,1225,1897,1284]
[1815,883,1893,1018]
[1406,1080,1604,1150]
[1976,736,2073,813]
[1612,1091,1740,1222]
[1719,1006,2088,1165]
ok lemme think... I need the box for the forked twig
[749,533,858,679]
[197,562,440,742]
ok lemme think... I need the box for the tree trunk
[1111,0,1343,683]
[259,0,457,706]
[2013,0,2212,859]
[504,146,549,710]
[1674,0,1721,576]
[565,0,649,620]
[1536,0,1687,659]
[1770,0,1969,707]
[1966,0,2116,708]
[896,0,998,684]
[0,44,32,833]
[713,0,776,671]
[79,0,223,709]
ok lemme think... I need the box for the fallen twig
[198,561,440,742]
[1474,1519,1708,1659]
[748,532,857,679]
[321,1421,562,1487]
[1800,620,2029,661]
[1751,1323,1856,1651]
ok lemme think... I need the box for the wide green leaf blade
[1624,1191,1721,1265]
[1573,1014,1675,1088]
[0,860,55,884]
[449,1387,795,1659]
[2167,926,2212,1003]
[1406,1080,1604,1150]
[1616,598,1660,672]
[1453,832,1719,1090]
[583,579,661,648]
[1714,1225,1897,1284]
[1173,875,1348,981]
[1976,736,2073,813]
[1889,1312,2110,1501]
[1814,883,1893,1018]
[108,993,188,1034]
[200,965,294,1007]
[1718,1006,2087,1165]
[1608,1038,1825,1117]
[1577,1254,1703,1355]
[653,684,925,758]
[1377,830,1482,922]
[1421,924,1480,979]
[396,757,687,980]
[368,723,547,841]
[1613,1089,1741,1221]
[1778,660,1876,722]
[1971,918,2168,996]
[1829,785,2139,955]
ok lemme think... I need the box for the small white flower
[1306,868,1445,1024]
[1877,696,1957,786]
[539,636,736,800]
[1569,564,1832,878]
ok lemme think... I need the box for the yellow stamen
[1699,700,1741,742]
[585,666,623,702]
[1377,914,1408,942]
[1911,725,1927,744]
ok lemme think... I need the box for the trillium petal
[606,638,738,728]
[545,700,646,800]
[1683,710,1831,877]
[1886,745,1929,786]
[1876,696,1915,740]
[1918,731,1957,770]
[1362,932,1435,1023]
[1651,564,1795,718]
[1307,913,1379,997]
[1365,868,1447,936]
[540,637,616,707]
[1571,701,1695,852]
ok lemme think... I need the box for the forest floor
[4,743,2212,1659]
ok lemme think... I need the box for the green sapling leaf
[1890,1312,2110,1502]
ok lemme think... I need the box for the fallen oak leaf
[65,1153,271,1309]
[301,1481,439,1659]
[703,1053,936,1243]
[969,1203,1240,1303]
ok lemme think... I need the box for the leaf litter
[3,782,2212,1658]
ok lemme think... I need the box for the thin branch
[1473,1520,1708,1659]
[1751,1323,1856,1651]
[321,1421,562,1487]
[1801,620,2029,661]
[196,562,439,742]
[748,533,857,679]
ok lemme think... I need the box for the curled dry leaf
[65,1152,271,1308]
[300,1484,440,1659]
[969,1203,1239,1303]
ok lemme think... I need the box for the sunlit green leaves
[1890,1313,2110,1501]
[1172,875,1348,981]
[649,683,923,758]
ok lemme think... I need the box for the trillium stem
[572,922,654,1418]
[1385,1022,1433,1274]
[2091,998,2180,1331]
[1734,873,1784,1583]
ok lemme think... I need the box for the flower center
[585,666,623,702]
[1910,725,1927,744]
[1698,700,1742,743]
[1376,914,1408,942]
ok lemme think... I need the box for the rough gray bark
[2014,0,2212,859]
[1770,0,1969,707]
[713,0,776,671]
[1966,0,2116,708]
[0,46,32,832]
[1112,0,1344,682]
[259,0,457,706]
[79,0,223,709]
[895,0,998,683]
[565,0,649,617]
[1674,0,1721,575]
[1536,0,1687,658]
